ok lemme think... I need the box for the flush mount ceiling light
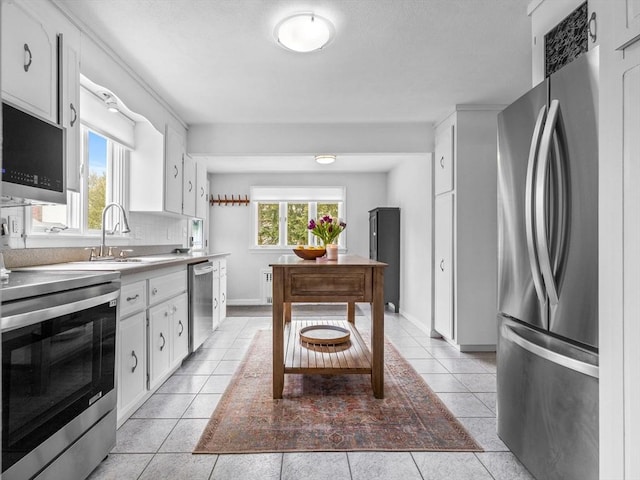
[315,154,336,165]
[275,13,335,53]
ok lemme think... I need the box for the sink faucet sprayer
[99,202,131,258]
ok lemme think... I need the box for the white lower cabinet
[117,311,147,422]
[148,301,172,390]
[117,267,189,426]
[170,293,189,370]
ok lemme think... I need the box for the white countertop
[17,252,230,274]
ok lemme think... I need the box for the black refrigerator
[496,48,599,480]
[369,207,399,313]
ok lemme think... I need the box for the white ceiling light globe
[275,13,334,53]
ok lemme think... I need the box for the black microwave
[2,102,66,204]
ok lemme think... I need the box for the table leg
[284,302,291,323]
[371,267,385,398]
[347,302,355,324]
[272,268,285,399]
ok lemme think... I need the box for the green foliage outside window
[257,201,342,247]
[287,203,308,245]
[87,173,106,230]
[257,203,279,245]
[317,203,339,220]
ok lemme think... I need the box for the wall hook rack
[210,194,250,206]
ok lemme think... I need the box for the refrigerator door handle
[535,99,561,306]
[525,106,548,304]
[502,323,599,379]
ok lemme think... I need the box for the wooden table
[270,255,387,399]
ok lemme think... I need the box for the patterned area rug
[194,330,481,453]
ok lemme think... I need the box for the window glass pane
[31,191,80,231]
[317,203,339,219]
[287,203,308,245]
[257,203,279,246]
[87,131,108,230]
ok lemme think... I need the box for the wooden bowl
[292,247,326,260]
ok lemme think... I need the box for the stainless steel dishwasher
[188,260,215,352]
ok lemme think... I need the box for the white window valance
[250,186,345,202]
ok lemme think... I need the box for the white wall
[209,172,387,304]
[387,154,433,333]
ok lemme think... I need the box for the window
[30,127,129,235]
[251,186,346,248]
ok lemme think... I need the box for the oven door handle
[2,286,120,332]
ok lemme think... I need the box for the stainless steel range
[1,270,120,480]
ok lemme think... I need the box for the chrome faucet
[99,202,131,259]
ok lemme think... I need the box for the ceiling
[56,0,533,172]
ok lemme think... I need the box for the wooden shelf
[284,320,372,375]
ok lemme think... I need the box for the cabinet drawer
[148,270,187,305]
[120,281,146,317]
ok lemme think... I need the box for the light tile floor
[88,307,536,480]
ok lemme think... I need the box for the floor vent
[261,268,273,304]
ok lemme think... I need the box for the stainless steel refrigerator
[496,47,599,480]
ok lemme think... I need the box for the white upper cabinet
[615,0,640,50]
[61,27,81,192]
[130,122,195,217]
[1,1,57,122]
[182,154,196,217]
[434,124,454,195]
[165,125,184,215]
[195,160,209,220]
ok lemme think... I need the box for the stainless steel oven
[1,271,120,480]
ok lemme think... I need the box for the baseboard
[401,309,432,336]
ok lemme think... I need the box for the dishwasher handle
[193,263,214,276]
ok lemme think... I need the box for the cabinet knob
[152,287,158,295]
[23,44,32,72]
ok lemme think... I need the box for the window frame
[27,125,130,237]
[252,189,347,250]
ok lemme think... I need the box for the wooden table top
[270,254,387,267]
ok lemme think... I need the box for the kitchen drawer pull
[24,43,32,72]
[131,350,138,373]
[160,333,166,351]
[70,103,78,127]
[126,294,140,302]
[178,320,184,336]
